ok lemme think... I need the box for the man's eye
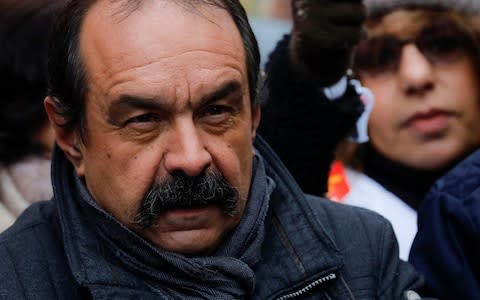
[127,113,161,124]
[203,105,233,116]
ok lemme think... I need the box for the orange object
[327,160,350,202]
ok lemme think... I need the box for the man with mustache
[0,0,429,298]
[134,171,239,228]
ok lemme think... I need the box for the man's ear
[44,96,85,176]
[251,105,261,140]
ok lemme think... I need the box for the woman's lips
[404,110,452,135]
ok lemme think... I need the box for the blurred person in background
[345,0,480,260]
[259,0,480,261]
[0,0,62,231]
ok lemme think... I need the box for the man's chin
[144,226,225,255]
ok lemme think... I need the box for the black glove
[290,0,366,85]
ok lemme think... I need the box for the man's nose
[163,120,212,177]
[397,44,435,96]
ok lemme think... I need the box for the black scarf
[53,147,274,299]
[362,143,454,210]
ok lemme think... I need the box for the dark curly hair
[0,0,64,165]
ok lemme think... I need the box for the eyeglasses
[353,21,475,76]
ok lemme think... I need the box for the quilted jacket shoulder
[410,149,480,299]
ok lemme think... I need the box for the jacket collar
[253,136,344,299]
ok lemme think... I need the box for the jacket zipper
[275,272,338,300]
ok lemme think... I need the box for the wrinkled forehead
[79,0,245,78]
[88,0,221,19]
[81,0,237,45]
[365,9,435,39]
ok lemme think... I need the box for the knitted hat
[364,0,480,18]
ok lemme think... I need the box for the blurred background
[240,0,292,67]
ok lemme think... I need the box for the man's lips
[160,204,221,221]
[155,205,223,229]
[404,109,452,134]
[164,205,212,215]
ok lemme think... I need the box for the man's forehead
[84,0,227,25]
[81,0,240,49]
[78,0,247,106]
[79,0,244,73]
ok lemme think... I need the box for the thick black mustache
[133,171,239,228]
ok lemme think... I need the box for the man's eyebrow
[200,80,243,106]
[108,81,243,118]
[110,95,168,111]
[108,95,171,121]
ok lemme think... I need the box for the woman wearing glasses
[337,0,480,260]
[263,0,480,257]
[261,0,480,282]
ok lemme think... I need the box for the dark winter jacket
[0,136,425,299]
[258,35,364,197]
[410,148,480,300]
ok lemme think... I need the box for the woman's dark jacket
[0,137,425,299]
[410,148,480,299]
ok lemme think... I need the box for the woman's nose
[397,44,435,96]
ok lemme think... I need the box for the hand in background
[290,0,366,85]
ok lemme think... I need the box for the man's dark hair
[0,0,63,165]
[47,0,260,140]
